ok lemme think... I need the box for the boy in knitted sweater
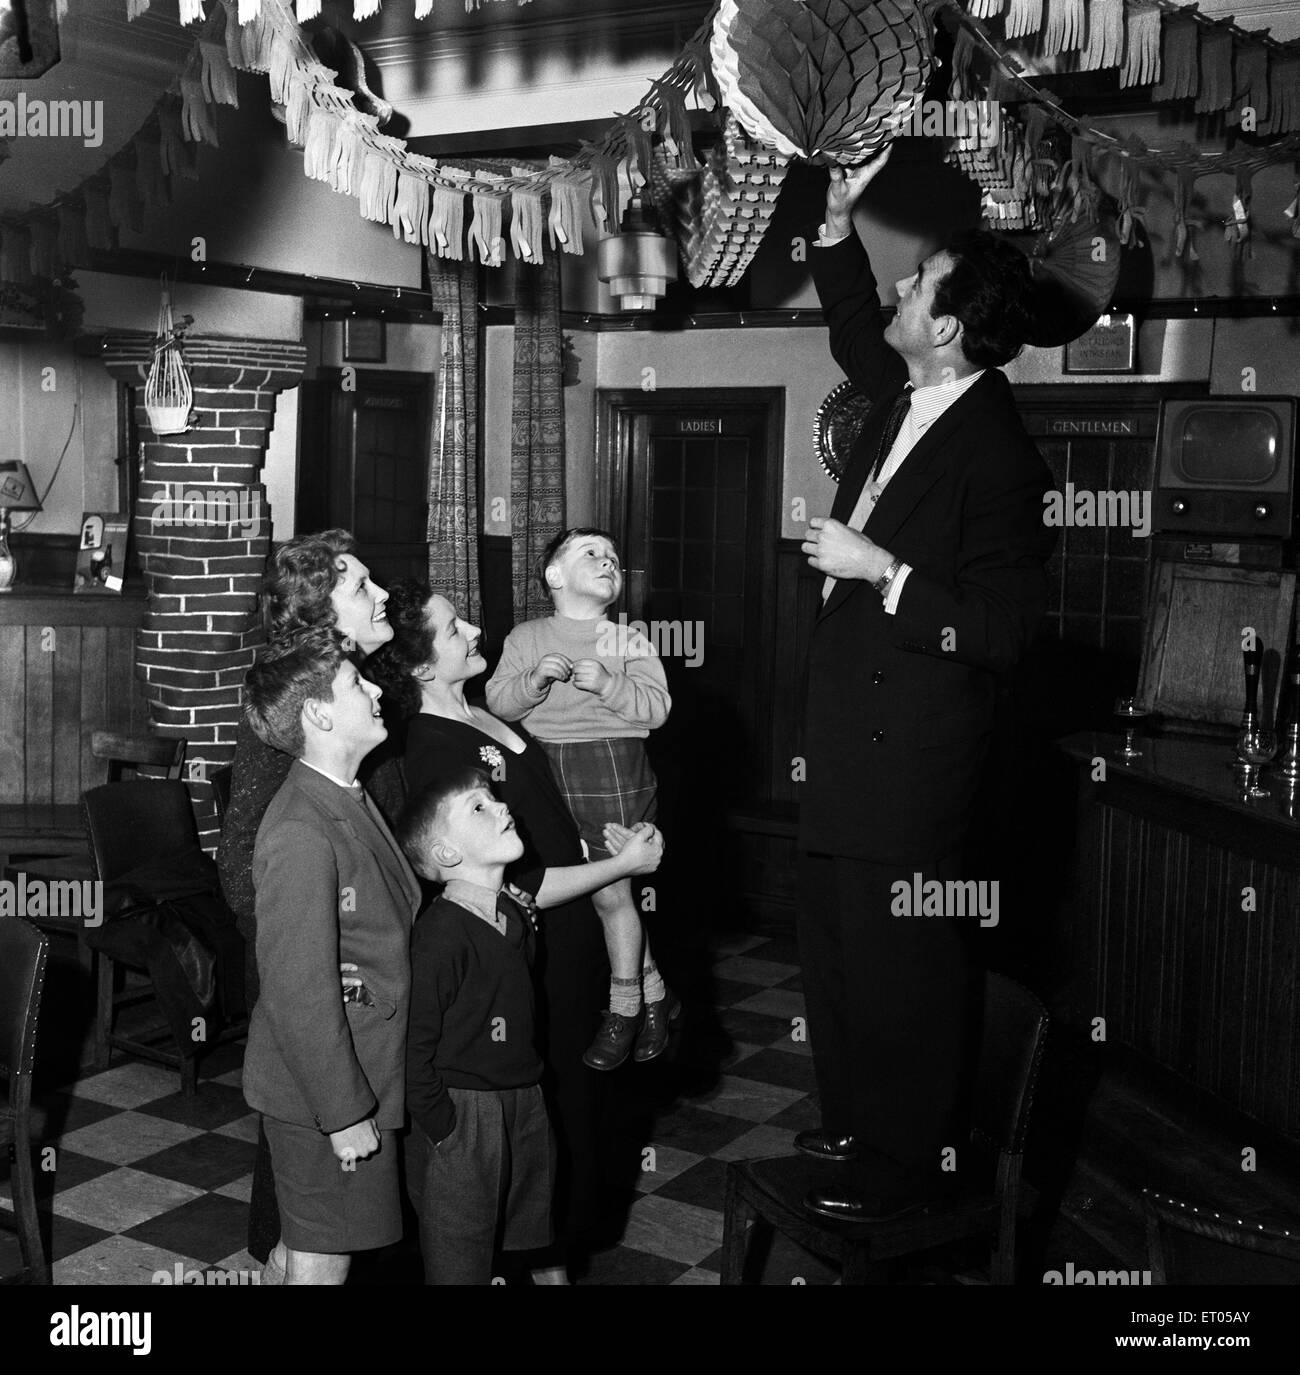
[486,528,677,1070]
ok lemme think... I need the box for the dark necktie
[868,387,913,482]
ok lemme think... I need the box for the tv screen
[1175,407,1282,486]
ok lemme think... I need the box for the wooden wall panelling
[1070,772,1300,1139]
[0,604,151,806]
[23,625,53,806]
[0,625,25,804]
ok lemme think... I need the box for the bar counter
[1056,731,1300,1143]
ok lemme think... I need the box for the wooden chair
[2,735,187,961]
[721,971,1048,1285]
[83,779,246,1097]
[1143,1188,1300,1284]
[0,916,51,1284]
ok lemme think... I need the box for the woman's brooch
[479,744,504,770]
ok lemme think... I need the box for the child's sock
[642,961,666,1005]
[609,975,643,1017]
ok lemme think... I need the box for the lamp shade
[0,461,42,512]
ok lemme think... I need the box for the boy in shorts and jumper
[398,767,664,1282]
[486,527,676,1071]
[242,628,421,1285]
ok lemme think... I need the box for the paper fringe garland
[12,0,1300,296]
[1079,0,1125,73]
[1120,4,1161,90]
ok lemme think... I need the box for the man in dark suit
[797,147,1056,1219]
[242,627,422,1283]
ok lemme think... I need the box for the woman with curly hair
[217,528,399,1281]
[368,579,618,1283]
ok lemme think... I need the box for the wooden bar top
[1058,730,1300,852]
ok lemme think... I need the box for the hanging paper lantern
[654,111,790,290]
[709,0,933,165]
[144,279,193,436]
[1023,213,1122,347]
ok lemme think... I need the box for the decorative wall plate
[814,380,874,483]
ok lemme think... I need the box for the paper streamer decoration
[1004,0,1044,43]
[1226,42,1269,129]
[510,184,545,262]
[1284,182,1300,239]
[0,225,33,285]
[1225,166,1253,257]
[108,157,144,233]
[1120,3,1161,89]
[1152,14,1199,102]
[199,40,239,106]
[429,179,469,258]
[1195,28,1233,114]
[470,187,505,266]
[392,167,430,244]
[709,0,932,165]
[1041,0,1084,57]
[540,174,580,252]
[1079,0,1125,73]
[83,183,114,251]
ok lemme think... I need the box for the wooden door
[298,370,430,586]
[600,390,782,811]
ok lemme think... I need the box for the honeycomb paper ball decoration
[710,0,935,165]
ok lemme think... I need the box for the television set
[1153,396,1297,539]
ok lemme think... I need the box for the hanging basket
[144,277,193,436]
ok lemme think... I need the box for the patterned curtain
[427,257,482,625]
[510,255,566,625]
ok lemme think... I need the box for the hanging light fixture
[144,276,194,436]
[596,197,678,312]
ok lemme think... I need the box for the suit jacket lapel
[817,371,996,623]
[290,762,420,917]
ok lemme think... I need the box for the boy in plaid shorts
[486,528,677,1071]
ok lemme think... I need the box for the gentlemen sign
[1023,412,1156,437]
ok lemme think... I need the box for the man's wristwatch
[872,557,903,597]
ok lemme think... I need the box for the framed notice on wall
[343,317,386,363]
[1063,313,1137,374]
[73,513,129,594]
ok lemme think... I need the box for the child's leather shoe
[633,991,681,1063]
[582,1010,642,1070]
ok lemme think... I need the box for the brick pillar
[101,334,306,852]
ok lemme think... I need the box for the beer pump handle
[1243,641,1262,722]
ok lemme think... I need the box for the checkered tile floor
[1,930,854,1286]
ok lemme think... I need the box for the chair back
[92,731,186,784]
[81,780,201,886]
[1143,1189,1300,1284]
[210,766,233,832]
[0,917,49,1081]
[970,971,1049,1156]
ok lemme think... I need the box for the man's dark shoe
[802,1184,930,1223]
[582,1010,642,1071]
[633,991,682,1063]
[794,1130,862,1163]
